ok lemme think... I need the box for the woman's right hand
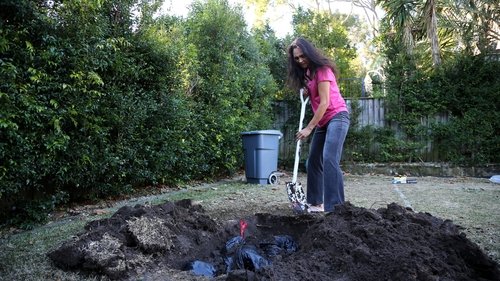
[301,87,309,97]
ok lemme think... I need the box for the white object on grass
[489,175,500,184]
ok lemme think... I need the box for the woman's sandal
[307,204,324,213]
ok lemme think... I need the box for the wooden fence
[346,97,385,127]
[272,97,449,165]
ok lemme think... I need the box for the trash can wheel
[268,172,279,185]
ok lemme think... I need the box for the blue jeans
[307,111,350,212]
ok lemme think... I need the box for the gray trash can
[241,130,282,184]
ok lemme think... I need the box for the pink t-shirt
[306,66,348,128]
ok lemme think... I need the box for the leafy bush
[345,126,422,163]
[430,55,500,165]
[381,28,500,166]
[183,0,277,178]
[0,0,278,226]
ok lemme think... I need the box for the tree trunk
[426,0,441,66]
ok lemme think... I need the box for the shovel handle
[298,89,309,131]
[292,88,309,184]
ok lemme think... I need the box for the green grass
[0,219,100,281]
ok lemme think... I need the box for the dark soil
[47,199,500,281]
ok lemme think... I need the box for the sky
[159,0,375,38]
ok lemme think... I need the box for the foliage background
[0,0,278,226]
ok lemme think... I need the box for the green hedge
[430,55,500,165]
[380,36,500,166]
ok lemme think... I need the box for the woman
[287,37,350,213]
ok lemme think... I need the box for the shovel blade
[286,182,306,209]
[291,202,308,214]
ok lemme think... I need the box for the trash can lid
[241,130,282,137]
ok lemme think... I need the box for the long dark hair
[286,37,339,92]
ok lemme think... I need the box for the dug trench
[47,199,500,281]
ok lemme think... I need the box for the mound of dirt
[47,200,500,281]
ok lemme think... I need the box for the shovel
[286,88,309,214]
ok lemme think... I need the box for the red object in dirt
[239,219,248,239]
